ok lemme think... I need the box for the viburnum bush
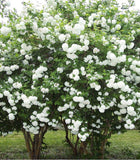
[0,0,140,159]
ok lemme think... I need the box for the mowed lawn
[0,130,140,159]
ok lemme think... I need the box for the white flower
[65,119,71,124]
[79,103,85,108]
[16,22,26,30]
[95,85,101,91]
[69,69,80,81]
[57,67,64,73]
[0,93,3,98]
[3,91,10,96]
[13,82,22,89]
[62,43,68,51]
[73,75,80,81]
[32,121,38,127]
[72,23,85,35]
[73,69,79,75]
[112,19,117,24]
[120,108,126,114]
[93,48,100,53]
[99,105,105,113]
[1,26,11,35]
[126,119,132,125]
[106,51,116,60]
[127,43,134,49]
[115,24,121,30]
[127,106,136,116]
[73,96,84,102]
[59,34,66,42]
[41,88,49,93]
[66,53,78,60]
[123,18,128,23]
[8,113,15,120]
[84,39,89,46]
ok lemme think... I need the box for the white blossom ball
[8,113,15,120]
[59,34,66,42]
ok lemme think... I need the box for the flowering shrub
[0,0,140,158]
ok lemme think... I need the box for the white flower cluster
[65,17,85,35]
[1,91,17,121]
[84,55,93,63]
[69,69,80,81]
[13,82,22,89]
[58,102,74,112]
[0,65,19,75]
[124,119,135,129]
[106,75,131,92]
[78,132,89,142]
[57,67,64,73]
[90,82,101,91]
[32,66,48,80]
[16,21,26,30]
[20,43,32,56]
[21,94,43,109]
[130,60,140,84]
[106,51,126,66]
[68,120,82,135]
[0,26,11,35]
[41,87,49,93]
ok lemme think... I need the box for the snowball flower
[73,96,84,102]
[3,90,10,96]
[0,93,3,98]
[127,43,134,49]
[57,67,64,73]
[72,23,85,35]
[69,69,80,81]
[112,19,117,24]
[106,51,116,60]
[13,82,22,89]
[58,34,66,42]
[1,26,11,35]
[127,106,136,116]
[32,121,38,127]
[65,119,71,124]
[115,24,121,30]
[93,48,100,53]
[99,105,106,113]
[62,43,68,51]
[8,113,15,120]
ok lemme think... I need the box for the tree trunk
[62,120,80,155]
[22,126,48,159]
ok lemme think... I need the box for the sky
[8,0,140,12]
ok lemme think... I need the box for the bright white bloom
[1,26,11,35]
[112,19,117,24]
[58,34,66,42]
[8,113,15,120]
[13,82,22,89]
[65,119,71,124]
[57,67,64,73]
[0,93,3,98]
[115,24,121,30]
[73,96,84,102]
[127,42,134,49]
[32,121,38,127]
[99,105,106,113]
[93,48,100,53]
[127,106,136,116]
[62,43,68,51]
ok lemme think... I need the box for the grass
[0,130,140,159]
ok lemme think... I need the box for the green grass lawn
[0,130,140,159]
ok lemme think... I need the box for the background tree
[0,0,139,159]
